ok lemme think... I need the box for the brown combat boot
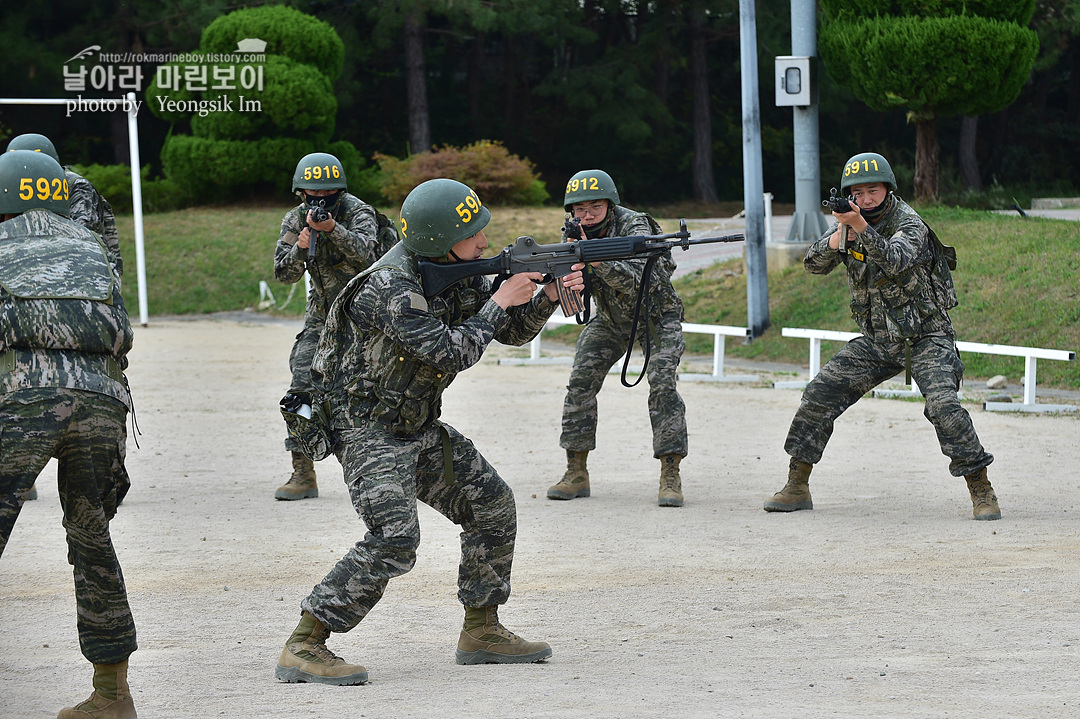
[658,454,684,507]
[965,467,1001,521]
[547,450,590,500]
[57,660,137,719]
[456,606,552,665]
[275,451,318,500]
[275,611,368,685]
[764,457,814,512]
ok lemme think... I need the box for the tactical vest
[0,210,132,406]
[845,196,958,343]
[312,242,483,436]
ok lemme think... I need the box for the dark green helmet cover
[840,152,896,192]
[563,169,619,211]
[0,150,70,216]
[6,133,60,163]
[400,178,490,258]
[293,152,347,192]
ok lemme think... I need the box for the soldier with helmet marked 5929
[0,150,139,719]
[548,169,689,508]
[765,152,1000,522]
[273,178,584,686]
[272,152,398,501]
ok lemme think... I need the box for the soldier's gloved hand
[493,272,544,309]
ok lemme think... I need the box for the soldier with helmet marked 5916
[765,152,1000,522]
[272,152,398,501]
[273,178,584,686]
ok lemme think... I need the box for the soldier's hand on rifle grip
[492,272,545,310]
[297,227,312,250]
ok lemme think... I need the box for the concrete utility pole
[740,0,770,339]
[785,0,828,246]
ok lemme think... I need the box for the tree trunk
[913,118,939,203]
[958,115,982,192]
[404,13,430,154]
[468,33,484,139]
[688,2,719,204]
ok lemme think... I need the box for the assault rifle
[418,220,744,387]
[306,199,332,259]
[822,188,854,252]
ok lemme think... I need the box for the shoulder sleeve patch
[409,291,429,312]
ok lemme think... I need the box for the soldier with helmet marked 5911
[273,178,584,686]
[272,152,398,501]
[0,150,138,719]
[765,152,1000,522]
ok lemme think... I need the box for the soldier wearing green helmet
[549,169,689,507]
[7,133,122,278]
[273,178,583,684]
[0,150,139,719]
[766,151,1000,521]
[272,151,398,500]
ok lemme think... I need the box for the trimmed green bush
[820,15,1039,117]
[820,0,1034,23]
[376,141,550,206]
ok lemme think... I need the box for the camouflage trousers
[283,315,324,452]
[301,421,517,632]
[0,388,137,664]
[560,311,688,458]
[785,334,994,477]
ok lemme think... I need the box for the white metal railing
[777,327,1077,413]
[498,314,758,383]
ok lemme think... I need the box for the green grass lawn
[115,203,1080,388]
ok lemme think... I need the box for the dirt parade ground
[3,315,1079,719]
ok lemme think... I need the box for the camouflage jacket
[312,242,558,436]
[805,194,958,344]
[67,168,121,277]
[569,205,683,326]
[0,210,132,408]
[273,193,398,321]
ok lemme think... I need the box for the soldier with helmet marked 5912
[548,169,689,508]
[765,152,1000,522]
[272,152,398,501]
[273,178,584,686]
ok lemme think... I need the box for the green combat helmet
[840,152,896,192]
[400,178,490,258]
[563,169,619,211]
[292,152,347,192]
[0,149,70,216]
[6,133,61,163]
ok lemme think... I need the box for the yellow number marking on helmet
[455,190,482,224]
[844,159,880,178]
[400,217,408,237]
[17,176,68,202]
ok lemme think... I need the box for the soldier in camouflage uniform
[274,179,583,685]
[0,150,138,719]
[547,170,688,507]
[272,152,397,500]
[7,133,124,504]
[765,152,999,521]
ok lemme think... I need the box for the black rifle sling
[620,255,659,388]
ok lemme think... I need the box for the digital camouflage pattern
[0,210,132,408]
[0,209,136,665]
[300,242,557,628]
[560,205,688,458]
[785,194,993,477]
[274,192,397,450]
[302,421,517,630]
[67,169,121,277]
[804,195,956,345]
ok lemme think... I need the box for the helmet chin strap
[447,248,466,263]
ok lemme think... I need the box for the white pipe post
[126,93,149,326]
